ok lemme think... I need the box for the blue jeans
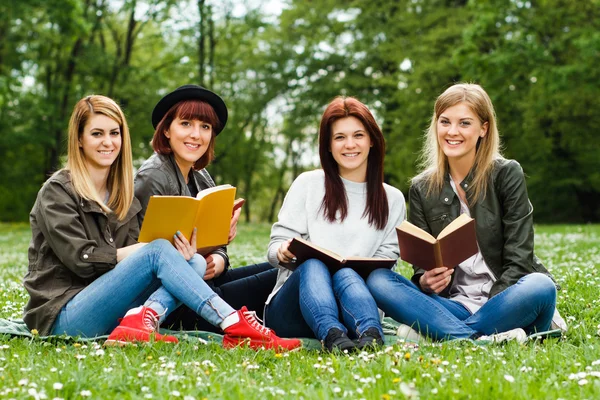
[265,259,383,340]
[52,239,235,337]
[366,269,556,340]
[163,262,277,332]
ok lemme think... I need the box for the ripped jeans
[52,239,235,337]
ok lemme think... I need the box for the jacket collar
[440,166,476,205]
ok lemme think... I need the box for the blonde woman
[23,95,300,351]
[367,83,563,342]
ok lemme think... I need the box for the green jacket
[408,158,555,298]
[23,170,141,335]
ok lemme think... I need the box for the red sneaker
[105,306,178,345]
[222,307,301,352]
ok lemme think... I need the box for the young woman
[264,97,406,351]
[134,84,277,332]
[367,83,564,342]
[23,95,300,351]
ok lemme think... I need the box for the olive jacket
[23,170,141,335]
[408,158,556,298]
[133,153,229,268]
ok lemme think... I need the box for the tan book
[286,237,396,279]
[396,213,478,271]
[138,185,237,248]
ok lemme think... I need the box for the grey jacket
[23,170,141,335]
[134,153,229,267]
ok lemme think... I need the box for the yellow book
[138,185,237,248]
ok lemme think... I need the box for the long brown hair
[66,95,133,220]
[151,100,220,170]
[417,83,503,203]
[319,96,389,230]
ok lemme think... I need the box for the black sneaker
[323,328,357,352]
[356,327,384,350]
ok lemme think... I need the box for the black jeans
[162,262,277,332]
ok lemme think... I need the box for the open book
[138,185,239,248]
[286,237,396,279]
[396,213,478,271]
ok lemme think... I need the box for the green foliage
[0,0,598,222]
[0,222,599,398]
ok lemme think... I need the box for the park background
[1,0,599,224]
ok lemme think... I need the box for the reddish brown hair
[151,100,222,170]
[319,96,389,230]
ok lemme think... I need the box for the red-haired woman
[132,85,297,350]
[264,97,406,351]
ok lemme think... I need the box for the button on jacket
[134,153,229,268]
[408,158,556,298]
[23,170,141,335]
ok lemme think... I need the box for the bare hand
[419,266,454,294]
[173,228,197,261]
[204,253,225,280]
[228,206,241,243]
[276,239,296,264]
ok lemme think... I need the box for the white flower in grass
[333,387,341,393]
[184,397,195,400]
[80,390,92,397]
[52,397,64,400]
[144,395,153,399]
[53,383,63,390]
[170,390,181,397]
[578,379,588,386]
[18,378,28,386]
[504,375,515,383]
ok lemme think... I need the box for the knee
[297,258,328,276]
[148,238,173,253]
[333,267,360,283]
[366,268,394,291]
[523,273,556,302]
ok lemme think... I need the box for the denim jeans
[265,259,383,340]
[162,262,277,332]
[366,269,556,340]
[52,239,235,337]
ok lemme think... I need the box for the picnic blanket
[0,317,404,351]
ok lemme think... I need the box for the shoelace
[243,310,271,336]
[143,308,168,332]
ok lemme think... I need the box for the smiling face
[165,117,213,174]
[330,116,372,182]
[437,102,488,167]
[79,114,122,173]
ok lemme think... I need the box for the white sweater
[266,169,406,304]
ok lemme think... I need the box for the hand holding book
[396,213,478,271]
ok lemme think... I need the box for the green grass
[0,223,598,399]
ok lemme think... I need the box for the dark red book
[286,237,396,280]
[396,213,478,271]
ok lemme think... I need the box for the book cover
[138,185,236,248]
[287,237,396,279]
[396,213,478,271]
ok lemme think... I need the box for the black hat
[151,84,228,134]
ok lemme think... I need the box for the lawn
[0,222,598,399]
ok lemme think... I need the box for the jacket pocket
[427,213,449,235]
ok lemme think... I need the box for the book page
[396,220,436,244]
[196,184,233,200]
[437,213,473,240]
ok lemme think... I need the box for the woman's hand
[419,266,454,294]
[276,239,296,264]
[173,228,197,261]
[228,207,242,244]
[203,253,225,280]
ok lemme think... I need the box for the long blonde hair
[416,83,503,203]
[66,95,133,220]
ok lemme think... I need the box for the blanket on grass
[0,317,404,350]
[0,318,561,348]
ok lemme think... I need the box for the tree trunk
[198,0,206,85]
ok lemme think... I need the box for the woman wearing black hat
[134,84,279,333]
